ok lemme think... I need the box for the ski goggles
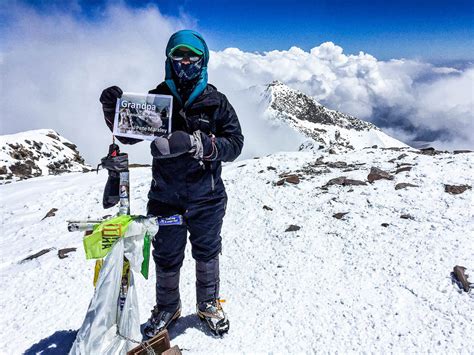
[169,45,203,63]
[169,52,202,63]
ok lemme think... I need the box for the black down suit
[146,82,243,311]
[102,81,243,311]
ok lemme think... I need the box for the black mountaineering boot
[144,266,181,338]
[143,302,181,338]
[195,257,229,335]
[197,299,229,336]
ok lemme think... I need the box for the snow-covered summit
[0,146,472,353]
[0,129,91,183]
[260,80,407,151]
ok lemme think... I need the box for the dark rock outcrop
[395,183,419,190]
[444,184,471,195]
[367,167,394,183]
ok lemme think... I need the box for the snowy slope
[257,81,407,151]
[0,147,473,354]
[0,129,91,183]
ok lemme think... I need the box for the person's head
[165,30,209,83]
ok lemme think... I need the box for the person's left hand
[150,130,213,160]
[150,131,195,159]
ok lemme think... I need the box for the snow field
[0,148,472,353]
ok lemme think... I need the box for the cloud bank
[210,44,474,150]
[1,3,473,164]
[1,3,188,163]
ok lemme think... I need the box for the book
[113,92,173,141]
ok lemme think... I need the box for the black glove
[199,132,215,160]
[99,144,129,209]
[100,85,123,112]
[99,86,141,145]
[150,131,196,159]
[150,130,217,160]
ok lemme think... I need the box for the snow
[0,147,473,353]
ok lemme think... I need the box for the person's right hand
[100,86,123,111]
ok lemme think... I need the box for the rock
[41,208,58,220]
[453,150,472,154]
[9,160,42,179]
[381,223,389,227]
[285,175,300,184]
[333,212,349,219]
[327,161,347,169]
[48,159,74,175]
[400,214,414,220]
[0,166,7,175]
[419,147,444,155]
[381,147,405,151]
[285,225,301,232]
[372,145,378,149]
[276,174,300,185]
[63,142,77,151]
[367,167,394,183]
[58,247,77,259]
[325,177,347,186]
[344,179,367,186]
[267,166,277,171]
[444,184,472,195]
[21,248,53,262]
[46,132,60,140]
[263,205,273,211]
[396,162,413,168]
[452,265,471,292]
[329,148,337,154]
[397,153,408,160]
[395,183,419,190]
[324,176,367,187]
[395,166,412,174]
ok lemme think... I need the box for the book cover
[113,92,173,141]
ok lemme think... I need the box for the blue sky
[8,0,474,62]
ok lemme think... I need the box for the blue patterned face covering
[171,57,204,81]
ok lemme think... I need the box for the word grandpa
[121,100,156,111]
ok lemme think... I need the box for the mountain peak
[269,80,285,86]
[0,129,91,183]
[261,81,406,151]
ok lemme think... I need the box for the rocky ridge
[260,81,407,152]
[0,129,91,183]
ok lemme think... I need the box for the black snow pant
[147,196,226,312]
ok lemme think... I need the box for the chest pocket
[187,111,215,135]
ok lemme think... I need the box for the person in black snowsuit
[99,30,243,336]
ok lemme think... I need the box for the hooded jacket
[147,30,244,207]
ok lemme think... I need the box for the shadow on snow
[23,330,77,355]
[23,315,214,354]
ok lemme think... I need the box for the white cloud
[1,3,190,163]
[210,44,474,150]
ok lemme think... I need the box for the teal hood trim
[165,30,209,109]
